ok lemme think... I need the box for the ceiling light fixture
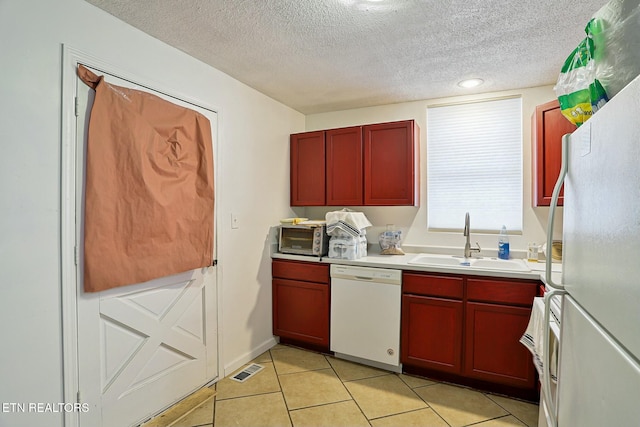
[458,78,484,89]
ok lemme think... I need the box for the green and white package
[555,19,609,127]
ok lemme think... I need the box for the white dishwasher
[330,264,402,372]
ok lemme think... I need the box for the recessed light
[458,78,484,88]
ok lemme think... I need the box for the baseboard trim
[223,337,278,377]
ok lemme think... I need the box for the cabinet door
[363,120,419,206]
[290,131,325,206]
[464,302,536,388]
[326,126,363,206]
[272,278,330,347]
[401,294,463,374]
[532,100,576,206]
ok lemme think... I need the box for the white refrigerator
[544,74,640,426]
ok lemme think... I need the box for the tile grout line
[211,379,222,427]
[462,414,519,427]
[268,347,295,427]
[210,344,537,427]
[322,354,374,427]
[363,375,449,425]
[275,350,368,420]
[327,359,524,427]
[285,348,435,424]
[324,353,453,425]
[481,394,536,427]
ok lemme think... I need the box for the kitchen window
[426,97,523,232]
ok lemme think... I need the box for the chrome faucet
[463,212,481,258]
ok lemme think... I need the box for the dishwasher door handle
[354,276,374,280]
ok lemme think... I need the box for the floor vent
[231,363,264,383]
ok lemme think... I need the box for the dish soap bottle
[498,225,510,260]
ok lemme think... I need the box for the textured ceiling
[85,0,609,114]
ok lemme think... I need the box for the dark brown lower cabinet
[401,271,540,400]
[401,273,464,374]
[464,302,536,388]
[272,260,330,351]
[401,294,463,374]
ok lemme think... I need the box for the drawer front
[272,259,329,283]
[403,272,464,299]
[467,278,538,306]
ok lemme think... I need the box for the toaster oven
[279,224,329,256]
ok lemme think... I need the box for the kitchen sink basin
[408,254,531,272]
[471,258,531,272]
[408,254,471,267]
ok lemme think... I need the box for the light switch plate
[231,213,239,229]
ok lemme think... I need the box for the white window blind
[427,97,523,232]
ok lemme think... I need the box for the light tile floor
[141,344,539,427]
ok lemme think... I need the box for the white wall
[0,1,303,426]
[303,86,564,258]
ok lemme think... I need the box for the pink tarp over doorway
[78,65,214,292]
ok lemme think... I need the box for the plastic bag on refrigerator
[554,19,609,127]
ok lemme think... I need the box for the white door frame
[60,45,224,427]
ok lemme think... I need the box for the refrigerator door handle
[543,288,566,427]
[545,134,570,290]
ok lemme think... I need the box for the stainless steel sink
[408,254,531,272]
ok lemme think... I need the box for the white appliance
[330,264,402,372]
[543,74,640,427]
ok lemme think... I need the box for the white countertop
[272,250,563,284]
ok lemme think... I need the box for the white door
[75,68,218,427]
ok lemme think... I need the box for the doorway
[61,47,220,427]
